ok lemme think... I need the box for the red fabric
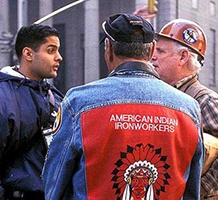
[81,104,198,199]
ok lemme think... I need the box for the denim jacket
[43,62,204,200]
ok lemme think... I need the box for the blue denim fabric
[43,62,204,200]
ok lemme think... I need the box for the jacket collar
[0,66,51,92]
[108,61,160,79]
[174,74,197,91]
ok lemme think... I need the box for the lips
[152,64,157,68]
[152,64,159,73]
[53,64,59,71]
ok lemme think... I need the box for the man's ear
[179,49,189,66]
[104,38,111,51]
[148,41,156,61]
[23,47,33,61]
[105,38,113,62]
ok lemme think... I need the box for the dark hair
[15,24,59,60]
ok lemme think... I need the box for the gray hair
[173,42,202,73]
[111,41,154,61]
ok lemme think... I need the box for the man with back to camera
[152,19,218,200]
[42,13,204,200]
[0,24,63,200]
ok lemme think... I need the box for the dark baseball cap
[101,13,155,43]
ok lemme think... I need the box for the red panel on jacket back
[81,104,198,200]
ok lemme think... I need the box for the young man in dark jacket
[0,24,63,200]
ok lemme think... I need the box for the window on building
[210,1,216,15]
[192,0,198,9]
[209,29,216,86]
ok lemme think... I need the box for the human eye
[47,48,55,54]
[47,45,58,54]
[156,47,166,54]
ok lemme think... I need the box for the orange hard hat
[157,19,207,58]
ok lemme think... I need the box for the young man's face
[30,36,62,80]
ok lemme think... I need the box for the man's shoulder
[176,75,218,99]
[189,80,218,99]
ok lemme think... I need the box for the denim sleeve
[183,134,205,200]
[42,101,77,200]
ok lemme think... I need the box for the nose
[152,52,157,61]
[56,51,63,62]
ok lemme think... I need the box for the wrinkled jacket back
[43,62,204,200]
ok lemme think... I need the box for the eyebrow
[47,44,59,49]
[156,47,166,52]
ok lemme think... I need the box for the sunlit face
[29,36,62,80]
[152,37,181,85]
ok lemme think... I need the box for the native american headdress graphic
[111,143,171,200]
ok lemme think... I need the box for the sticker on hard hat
[182,28,198,44]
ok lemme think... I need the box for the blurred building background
[0,0,217,94]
